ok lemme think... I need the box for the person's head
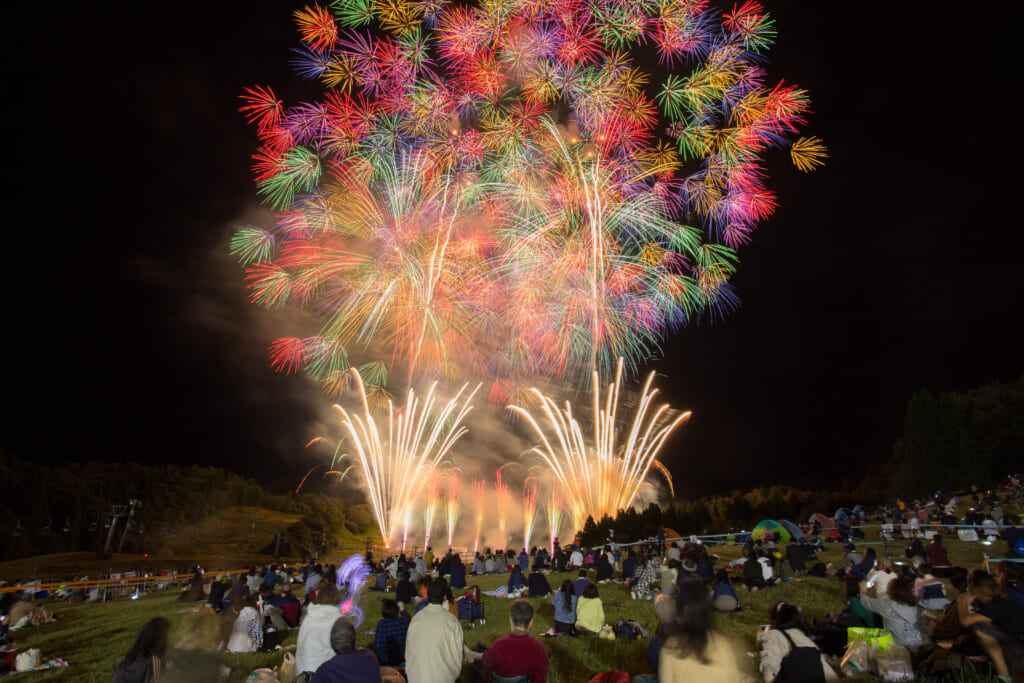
[317,581,341,605]
[931,534,943,544]
[865,548,876,559]
[427,578,447,604]
[578,569,587,578]
[670,580,712,662]
[401,571,410,581]
[769,602,807,631]
[559,579,573,596]
[968,569,1004,603]
[918,563,933,578]
[329,618,357,654]
[655,593,677,625]
[582,582,599,599]
[381,599,399,619]
[125,617,170,662]
[508,599,534,631]
[996,560,1021,586]
[843,574,860,599]
[886,576,917,607]
[713,568,728,584]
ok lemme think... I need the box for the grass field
[2,525,1006,682]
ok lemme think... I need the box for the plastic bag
[876,643,915,681]
[847,627,895,654]
[15,648,40,672]
[840,639,870,677]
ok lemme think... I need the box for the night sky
[4,3,1021,498]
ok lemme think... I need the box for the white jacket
[295,604,341,675]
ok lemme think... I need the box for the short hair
[582,582,599,599]
[578,569,587,577]
[508,599,534,627]
[329,618,356,654]
[968,569,1004,602]
[843,574,860,599]
[427,578,447,604]
[381,599,399,619]
[317,581,341,605]
[886,576,917,606]
[917,563,933,576]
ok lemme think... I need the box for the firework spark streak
[472,478,486,552]
[332,368,478,546]
[444,473,461,547]
[495,470,510,547]
[522,484,540,551]
[545,487,564,554]
[422,477,440,549]
[510,358,689,531]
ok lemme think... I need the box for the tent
[751,519,790,543]
[778,519,806,543]
[809,513,835,529]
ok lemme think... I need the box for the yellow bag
[847,627,895,654]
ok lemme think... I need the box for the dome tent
[778,519,806,543]
[750,519,790,544]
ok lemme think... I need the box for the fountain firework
[545,487,564,554]
[522,484,540,551]
[422,477,440,550]
[331,368,478,547]
[495,470,510,547]
[510,358,689,530]
[472,478,486,552]
[444,473,461,548]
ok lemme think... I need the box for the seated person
[550,580,577,635]
[859,575,930,653]
[449,556,466,590]
[621,550,638,580]
[631,555,656,599]
[225,594,263,653]
[759,602,838,682]
[842,574,880,628]
[395,571,415,605]
[710,569,741,612]
[527,566,552,597]
[648,593,680,674]
[206,573,230,612]
[574,582,605,635]
[573,569,589,596]
[472,553,486,576]
[311,618,381,683]
[507,565,527,593]
[373,599,410,667]
[925,534,951,576]
[954,569,1024,681]
[913,563,949,610]
[742,555,764,592]
[478,599,550,682]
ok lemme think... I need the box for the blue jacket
[550,590,577,624]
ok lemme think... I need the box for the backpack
[807,562,827,577]
[612,619,643,640]
[775,629,826,683]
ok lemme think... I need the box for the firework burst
[331,368,478,546]
[510,358,689,530]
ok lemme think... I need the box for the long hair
[558,579,573,610]
[667,579,713,664]
[119,617,169,671]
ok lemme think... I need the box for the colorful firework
[472,478,487,552]
[444,472,461,547]
[545,487,564,553]
[422,477,440,549]
[330,367,478,546]
[494,469,510,546]
[522,484,540,551]
[238,0,820,398]
[510,358,690,528]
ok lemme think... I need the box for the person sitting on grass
[622,549,639,581]
[632,553,656,600]
[953,569,1024,682]
[295,582,343,676]
[595,548,615,583]
[858,575,931,653]
[225,593,263,654]
[449,554,466,590]
[925,534,951,576]
[913,563,949,610]
[550,580,577,635]
[373,599,411,667]
[478,599,550,682]
[741,553,764,592]
[647,593,680,677]
[659,559,679,594]
[574,582,605,635]
[758,602,837,682]
[710,569,741,613]
[658,580,745,683]
[528,565,552,597]
[841,573,880,628]
[573,569,589,596]
[310,618,380,683]
[395,571,415,606]
[507,564,527,595]
[111,617,169,683]
[405,579,464,683]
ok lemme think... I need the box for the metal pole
[118,500,140,554]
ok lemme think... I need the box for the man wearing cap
[405,579,464,683]
[310,618,380,683]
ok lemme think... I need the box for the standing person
[405,579,464,683]
[303,565,322,606]
[111,617,169,683]
[574,582,605,635]
[659,580,745,682]
[479,600,550,682]
[550,580,578,635]
[295,582,343,676]
[310,618,381,683]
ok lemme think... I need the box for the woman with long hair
[111,617,169,683]
[550,579,577,635]
[659,579,745,682]
[859,575,930,653]
[759,602,836,682]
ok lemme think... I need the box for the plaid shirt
[374,613,411,666]
[634,562,655,593]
